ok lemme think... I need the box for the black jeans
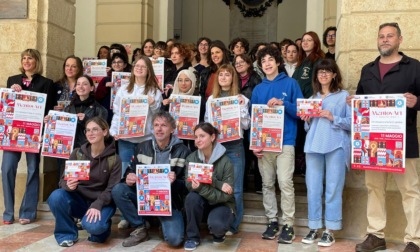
[185,191,234,242]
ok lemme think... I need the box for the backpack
[75,148,117,172]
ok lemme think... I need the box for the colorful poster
[110,72,131,109]
[187,162,213,184]
[56,100,71,110]
[0,88,46,153]
[351,94,406,173]
[150,57,165,90]
[64,160,90,180]
[83,59,107,88]
[297,98,322,117]
[208,96,241,143]
[41,111,77,159]
[116,96,149,138]
[169,94,201,140]
[249,104,284,152]
[136,164,172,216]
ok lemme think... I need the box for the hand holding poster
[64,160,90,180]
[150,57,165,90]
[351,94,406,173]
[249,104,284,152]
[110,72,131,109]
[136,164,172,216]
[297,98,322,117]
[41,111,77,159]
[187,162,213,184]
[0,88,46,153]
[208,96,241,143]
[169,94,201,140]
[116,96,149,138]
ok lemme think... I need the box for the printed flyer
[83,59,107,87]
[351,94,406,173]
[110,72,131,109]
[169,94,201,140]
[116,96,149,138]
[0,88,46,153]
[150,57,165,90]
[297,98,322,117]
[41,111,77,159]
[64,160,90,180]
[249,104,284,152]
[208,96,241,143]
[187,162,213,184]
[136,164,172,216]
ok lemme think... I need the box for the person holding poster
[112,111,190,247]
[250,46,303,243]
[48,117,121,247]
[184,123,235,251]
[204,64,250,235]
[350,23,420,252]
[300,59,351,247]
[2,48,56,225]
[110,55,162,178]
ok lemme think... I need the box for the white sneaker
[118,220,130,229]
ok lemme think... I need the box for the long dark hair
[70,75,95,105]
[57,55,83,86]
[207,40,230,73]
[312,59,343,95]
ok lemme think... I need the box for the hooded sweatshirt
[59,137,122,210]
[250,72,303,146]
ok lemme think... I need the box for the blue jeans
[117,139,137,177]
[305,148,346,230]
[223,141,245,233]
[112,183,184,247]
[1,150,40,221]
[47,189,116,244]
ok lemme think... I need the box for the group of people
[2,22,420,252]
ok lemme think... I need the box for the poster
[116,96,149,138]
[136,164,172,216]
[208,96,241,143]
[187,162,213,184]
[64,160,90,180]
[0,88,46,153]
[110,72,131,109]
[83,59,107,88]
[41,111,77,159]
[169,94,201,140]
[297,98,322,117]
[351,94,406,173]
[249,104,284,152]
[150,57,165,90]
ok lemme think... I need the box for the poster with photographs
[110,72,131,109]
[0,88,46,153]
[41,111,77,159]
[187,162,213,184]
[249,104,284,152]
[208,96,241,143]
[64,160,90,180]
[116,96,149,138]
[136,164,172,216]
[150,57,165,90]
[169,94,201,140]
[296,98,322,117]
[351,94,406,173]
[83,59,107,88]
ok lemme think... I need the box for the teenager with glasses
[323,27,337,60]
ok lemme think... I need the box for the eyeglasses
[199,43,209,48]
[317,69,334,76]
[327,34,336,38]
[84,127,102,134]
[112,61,124,65]
[235,61,246,67]
[134,65,148,70]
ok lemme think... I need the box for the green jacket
[293,58,323,98]
[185,143,235,214]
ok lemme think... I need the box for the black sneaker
[278,224,295,244]
[301,229,318,244]
[213,235,226,244]
[318,231,335,247]
[261,221,279,240]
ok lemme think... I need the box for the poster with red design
[208,96,241,143]
[169,94,201,140]
[249,104,284,152]
[110,72,131,109]
[0,88,46,153]
[64,160,90,180]
[41,111,77,159]
[297,98,322,117]
[150,57,165,90]
[351,94,406,173]
[136,164,172,216]
[187,162,213,184]
[116,96,149,138]
[83,59,107,89]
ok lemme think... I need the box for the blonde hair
[19,49,43,75]
[127,56,160,95]
[212,64,239,98]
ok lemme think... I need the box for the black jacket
[7,73,56,115]
[238,72,262,100]
[356,52,420,158]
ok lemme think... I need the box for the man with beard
[349,23,420,252]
